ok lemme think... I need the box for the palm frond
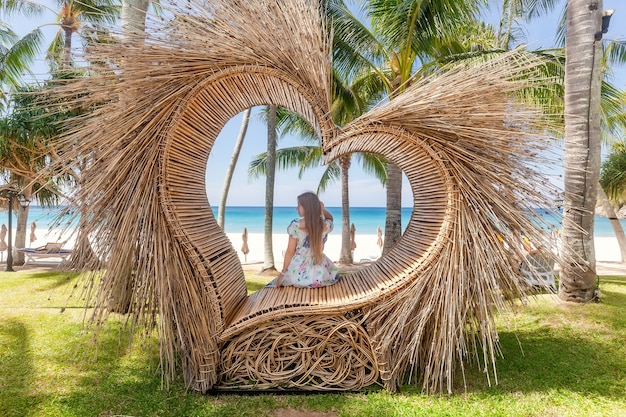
[328,0,388,79]
[369,0,482,59]
[605,39,626,68]
[0,29,43,87]
[75,0,121,25]
[0,22,19,44]
[316,161,340,193]
[601,81,626,143]
[248,146,324,179]
[356,152,387,186]
[0,0,47,17]
[45,31,66,71]
[600,143,626,201]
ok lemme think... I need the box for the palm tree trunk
[338,155,352,264]
[597,185,626,263]
[383,162,402,254]
[261,105,277,272]
[560,0,603,302]
[13,186,32,265]
[62,26,72,70]
[218,108,251,229]
[122,0,150,33]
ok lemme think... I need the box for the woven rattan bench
[159,71,456,390]
[47,0,561,394]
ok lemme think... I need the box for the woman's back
[279,218,339,288]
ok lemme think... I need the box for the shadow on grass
[0,319,36,417]
[26,270,82,291]
[0,314,170,416]
[452,277,626,400]
[3,271,625,416]
[47,325,336,417]
[0,312,299,416]
[489,329,625,398]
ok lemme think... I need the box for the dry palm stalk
[40,0,568,394]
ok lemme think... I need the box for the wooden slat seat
[221,230,449,341]
[218,125,455,343]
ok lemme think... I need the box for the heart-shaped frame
[161,66,456,391]
[45,0,561,395]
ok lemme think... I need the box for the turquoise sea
[1,205,624,237]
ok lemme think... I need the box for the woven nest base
[218,315,379,391]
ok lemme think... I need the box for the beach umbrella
[30,222,37,247]
[0,224,7,252]
[241,227,250,262]
[377,225,383,253]
[350,223,356,252]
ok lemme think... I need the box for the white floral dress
[271,218,340,288]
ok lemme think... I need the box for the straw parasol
[241,227,250,262]
[0,224,7,252]
[29,222,37,247]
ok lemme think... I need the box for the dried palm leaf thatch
[325,50,567,393]
[39,0,568,394]
[42,0,332,392]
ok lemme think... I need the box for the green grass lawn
[1,267,625,417]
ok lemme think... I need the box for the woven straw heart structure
[46,0,562,393]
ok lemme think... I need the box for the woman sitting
[271,191,340,288]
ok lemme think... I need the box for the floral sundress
[272,218,340,288]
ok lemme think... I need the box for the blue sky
[6,0,626,207]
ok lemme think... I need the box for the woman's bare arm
[277,236,297,286]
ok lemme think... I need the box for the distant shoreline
[3,205,625,243]
[228,233,623,266]
[4,229,619,266]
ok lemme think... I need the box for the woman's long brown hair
[298,192,324,264]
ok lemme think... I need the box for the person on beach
[271,191,340,288]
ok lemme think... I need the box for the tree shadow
[451,278,626,399]
[0,319,36,417]
[0,314,162,416]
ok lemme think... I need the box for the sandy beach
[228,232,624,265]
[8,228,622,274]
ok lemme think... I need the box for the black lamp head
[602,9,615,34]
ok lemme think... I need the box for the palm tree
[334,0,486,252]
[504,0,626,297]
[217,109,251,229]
[600,140,626,262]
[262,105,278,273]
[1,0,119,73]
[559,0,603,302]
[495,0,565,50]
[0,85,66,264]
[248,68,386,265]
[0,0,118,267]
[121,0,149,33]
[601,140,626,201]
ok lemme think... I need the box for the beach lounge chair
[520,252,557,290]
[17,242,73,266]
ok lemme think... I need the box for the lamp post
[5,190,30,272]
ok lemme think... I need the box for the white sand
[229,232,383,265]
[228,232,623,265]
[594,236,621,262]
[10,227,620,265]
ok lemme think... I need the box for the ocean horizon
[1,205,625,238]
